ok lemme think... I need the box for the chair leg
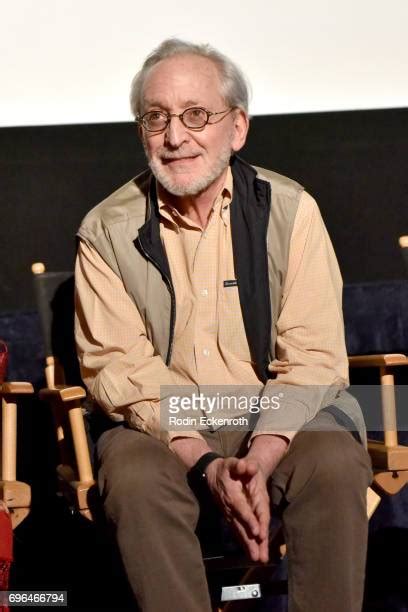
[380,366,398,447]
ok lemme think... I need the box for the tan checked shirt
[75,167,349,447]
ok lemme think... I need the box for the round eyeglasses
[136,106,233,132]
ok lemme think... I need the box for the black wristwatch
[188,452,222,486]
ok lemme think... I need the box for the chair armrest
[0,382,34,395]
[348,354,408,367]
[39,385,86,402]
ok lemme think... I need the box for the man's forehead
[143,97,200,110]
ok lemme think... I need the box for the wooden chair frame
[349,353,408,495]
[39,358,95,521]
[0,382,33,528]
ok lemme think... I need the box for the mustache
[157,150,201,161]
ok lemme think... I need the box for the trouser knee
[96,426,200,526]
[272,429,373,509]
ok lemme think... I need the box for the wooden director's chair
[31,263,94,520]
[0,345,33,529]
[347,235,408,497]
[33,261,408,610]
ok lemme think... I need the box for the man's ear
[136,123,143,141]
[231,108,250,153]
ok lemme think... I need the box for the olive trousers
[95,410,373,612]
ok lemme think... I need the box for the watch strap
[189,451,222,479]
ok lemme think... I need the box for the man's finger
[232,486,269,563]
[230,457,259,481]
[229,492,260,537]
[239,470,271,545]
[231,517,260,562]
[257,532,269,563]
[251,488,270,540]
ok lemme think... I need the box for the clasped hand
[205,457,270,563]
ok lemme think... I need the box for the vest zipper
[136,237,176,365]
[263,181,273,376]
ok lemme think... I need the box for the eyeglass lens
[142,108,209,131]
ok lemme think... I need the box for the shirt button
[201,288,208,297]
[202,348,210,357]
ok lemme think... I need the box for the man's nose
[164,115,189,148]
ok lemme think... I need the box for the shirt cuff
[249,430,296,449]
[166,430,206,448]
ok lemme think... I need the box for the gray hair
[130,38,250,117]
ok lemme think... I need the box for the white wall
[1,0,407,127]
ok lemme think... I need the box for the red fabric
[0,341,12,612]
[0,340,8,384]
[0,508,12,612]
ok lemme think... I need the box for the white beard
[146,143,232,197]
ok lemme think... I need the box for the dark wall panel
[1,108,407,312]
[244,109,408,284]
[1,123,145,312]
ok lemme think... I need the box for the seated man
[75,38,373,612]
